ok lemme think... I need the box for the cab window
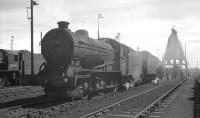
[14,55,18,61]
[123,49,126,57]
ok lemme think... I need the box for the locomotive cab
[0,49,20,87]
[0,49,7,70]
[0,49,19,71]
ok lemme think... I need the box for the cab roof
[0,49,19,55]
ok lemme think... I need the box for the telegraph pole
[30,0,38,76]
[31,0,34,76]
[97,14,103,39]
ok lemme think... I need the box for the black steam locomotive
[38,21,162,98]
[0,49,45,87]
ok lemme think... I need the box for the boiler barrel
[72,29,115,68]
[41,21,115,69]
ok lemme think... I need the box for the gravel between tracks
[57,80,180,118]
[0,98,75,117]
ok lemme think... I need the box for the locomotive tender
[39,21,162,98]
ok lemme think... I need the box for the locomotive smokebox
[41,21,74,69]
[57,21,69,29]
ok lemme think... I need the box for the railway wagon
[40,21,162,98]
[19,50,45,76]
[0,49,45,87]
[134,51,162,83]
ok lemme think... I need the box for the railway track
[0,86,44,100]
[79,79,184,118]
[0,97,85,118]
[0,79,183,118]
[0,86,33,93]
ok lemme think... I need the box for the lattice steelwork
[163,28,187,69]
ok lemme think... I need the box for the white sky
[0,0,200,68]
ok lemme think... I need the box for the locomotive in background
[37,21,163,98]
[0,49,45,87]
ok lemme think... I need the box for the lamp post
[185,42,187,69]
[30,0,38,76]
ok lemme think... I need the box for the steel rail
[0,86,43,95]
[0,97,54,111]
[2,79,183,118]
[15,100,84,118]
[0,90,43,99]
[0,89,41,94]
[133,79,184,118]
[80,79,180,118]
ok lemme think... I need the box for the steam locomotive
[37,21,163,99]
[0,49,45,87]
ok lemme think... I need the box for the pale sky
[0,0,200,68]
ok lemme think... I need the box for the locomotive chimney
[57,21,69,29]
